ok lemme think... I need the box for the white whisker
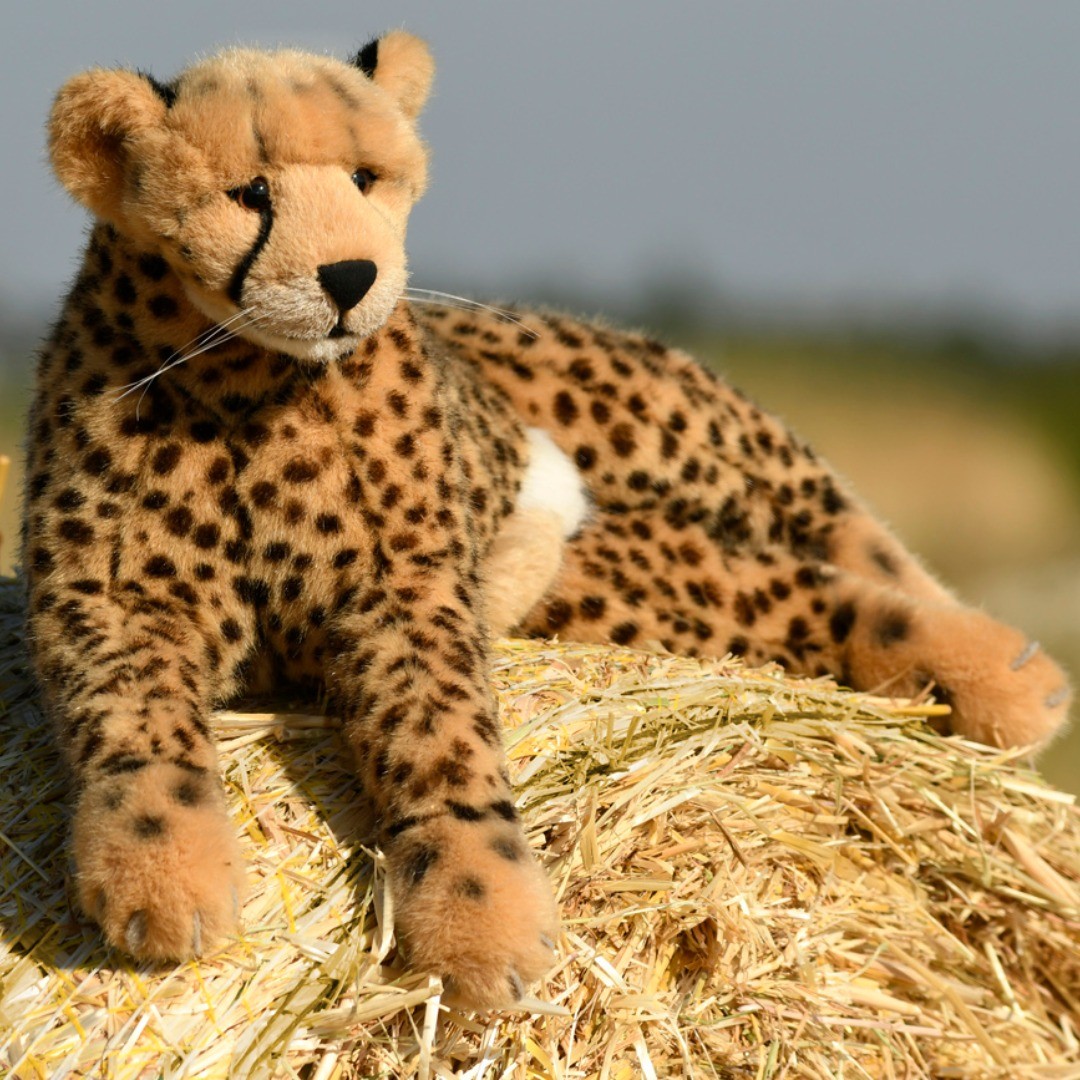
[112,309,266,419]
[403,288,538,338]
[112,310,256,401]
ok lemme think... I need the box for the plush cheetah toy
[29,31,1070,1009]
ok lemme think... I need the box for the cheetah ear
[49,68,169,224]
[350,30,434,119]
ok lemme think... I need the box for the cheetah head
[49,33,433,362]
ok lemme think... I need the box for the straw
[0,573,1077,1078]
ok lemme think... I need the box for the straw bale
[0,572,1078,1078]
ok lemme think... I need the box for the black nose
[317,259,378,313]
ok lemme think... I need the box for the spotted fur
[28,33,1070,1009]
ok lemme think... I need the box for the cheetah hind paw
[73,763,244,961]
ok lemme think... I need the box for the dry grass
[0,573,1078,1078]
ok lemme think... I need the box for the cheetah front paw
[73,763,244,961]
[386,817,558,1009]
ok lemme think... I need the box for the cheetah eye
[227,177,271,212]
[351,168,377,194]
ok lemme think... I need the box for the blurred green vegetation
[1,301,1078,791]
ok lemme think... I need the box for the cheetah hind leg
[485,427,590,637]
[485,509,568,637]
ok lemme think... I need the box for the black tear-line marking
[227,203,274,305]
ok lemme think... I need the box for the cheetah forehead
[162,49,427,184]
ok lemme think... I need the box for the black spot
[579,596,606,620]
[870,547,899,577]
[283,458,320,483]
[148,294,179,320]
[403,843,439,885]
[609,423,636,457]
[727,636,749,657]
[876,611,911,646]
[165,507,194,536]
[55,488,85,512]
[733,592,756,628]
[333,548,359,569]
[458,877,486,900]
[574,445,596,470]
[769,579,792,601]
[489,800,517,821]
[448,801,485,822]
[822,483,848,515]
[114,274,137,304]
[553,390,579,425]
[545,598,573,632]
[133,814,165,838]
[83,447,112,476]
[174,780,201,806]
[829,602,857,644]
[233,577,270,607]
[138,253,169,280]
[144,555,177,578]
[193,523,220,549]
[100,753,149,775]
[217,457,242,487]
[189,420,219,443]
[59,518,95,545]
[491,837,522,862]
[82,372,108,396]
[221,618,243,642]
[31,547,54,573]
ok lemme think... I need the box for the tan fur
[28,34,1070,1011]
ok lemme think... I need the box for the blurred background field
[2,2,1078,788]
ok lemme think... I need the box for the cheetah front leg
[28,586,248,960]
[329,561,557,1009]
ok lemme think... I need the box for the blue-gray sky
[3,2,1080,330]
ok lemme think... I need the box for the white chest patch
[517,427,591,538]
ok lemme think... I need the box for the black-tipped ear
[50,67,170,223]
[349,30,433,119]
[139,71,177,109]
[352,37,379,79]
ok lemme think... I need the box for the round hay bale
[0,574,1077,1078]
